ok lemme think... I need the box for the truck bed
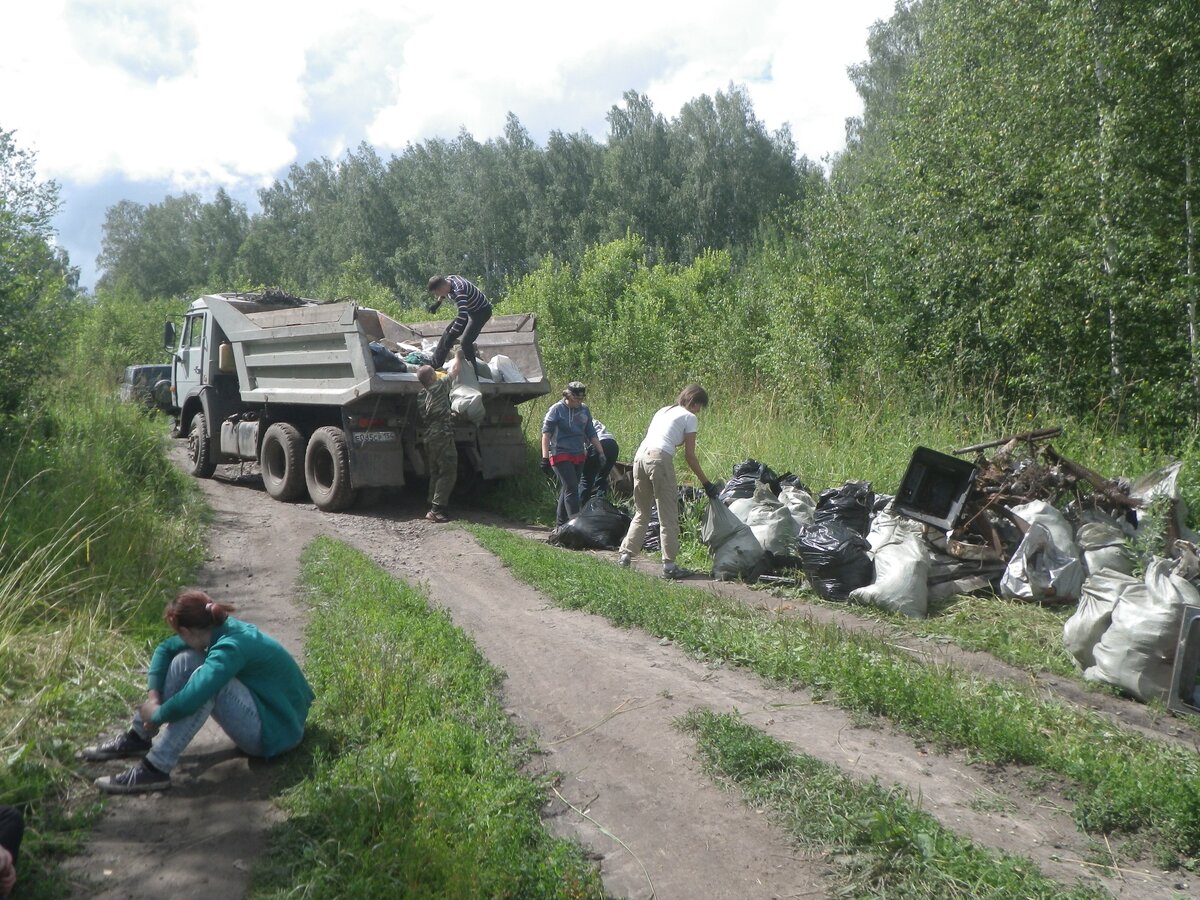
[205,295,550,407]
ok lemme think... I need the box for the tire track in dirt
[66,465,328,900]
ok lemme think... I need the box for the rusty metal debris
[902,426,1157,603]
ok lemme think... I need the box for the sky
[0,0,897,290]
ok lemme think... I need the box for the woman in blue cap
[541,381,607,528]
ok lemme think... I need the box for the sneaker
[426,510,449,523]
[662,562,690,580]
[617,552,632,568]
[95,762,171,794]
[81,730,152,761]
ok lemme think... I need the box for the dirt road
[69,458,1193,898]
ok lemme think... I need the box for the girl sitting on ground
[82,589,314,793]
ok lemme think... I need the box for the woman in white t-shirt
[617,385,719,579]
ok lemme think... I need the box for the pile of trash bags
[547,435,1200,708]
[694,450,1200,705]
[700,459,880,598]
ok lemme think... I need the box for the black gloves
[426,299,442,314]
[540,458,554,476]
[702,481,720,500]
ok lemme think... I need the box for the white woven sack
[1001,522,1085,602]
[1084,557,1197,701]
[1076,521,1134,576]
[1063,569,1139,670]
[780,485,817,528]
[740,482,798,557]
[488,354,525,383]
[849,511,930,618]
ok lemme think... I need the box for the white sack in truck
[1084,557,1197,701]
[488,354,525,383]
[449,350,485,426]
[849,510,930,618]
[1063,569,1139,670]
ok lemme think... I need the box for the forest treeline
[96,84,814,302]
[7,0,1200,444]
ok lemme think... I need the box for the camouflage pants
[426,432,458,509]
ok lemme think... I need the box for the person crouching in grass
[82,590,314,793]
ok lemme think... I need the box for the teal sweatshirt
[147,617,314,758]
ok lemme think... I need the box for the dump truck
[157,290,550,510]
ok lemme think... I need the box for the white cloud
[1,0,893,187]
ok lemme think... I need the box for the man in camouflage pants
[417,365,457,522]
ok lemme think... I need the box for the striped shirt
[446,275,491,315]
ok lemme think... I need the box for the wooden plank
[953,427,1062,455]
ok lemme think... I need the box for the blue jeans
[552,459,583,526]
[133,649,264,772]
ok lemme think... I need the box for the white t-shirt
[636,405,698,458]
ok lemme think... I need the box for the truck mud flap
[476,425,526,480]
[342,411,406,488]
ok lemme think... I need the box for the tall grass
[0,382,206,896]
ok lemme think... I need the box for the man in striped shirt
[427,274,494,369]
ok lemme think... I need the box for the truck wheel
[260,423,307,501]
[186,412,217,479]
[305,426,357,511]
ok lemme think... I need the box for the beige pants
[619,449,680,563]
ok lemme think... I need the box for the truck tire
[305,426,357,511]
[186,412,217,479]
[260,423,307,501]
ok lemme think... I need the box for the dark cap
[566,381,587,397]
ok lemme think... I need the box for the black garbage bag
[641,487,701,552]
[814,480,874,536]
[551,498,632,551]
[644,503,662,551]
[778,472,811,496]
[795,522,874,600]
[718,459,782,503]
[369,341,407,373]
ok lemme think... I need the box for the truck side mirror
[164,321,177,352]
